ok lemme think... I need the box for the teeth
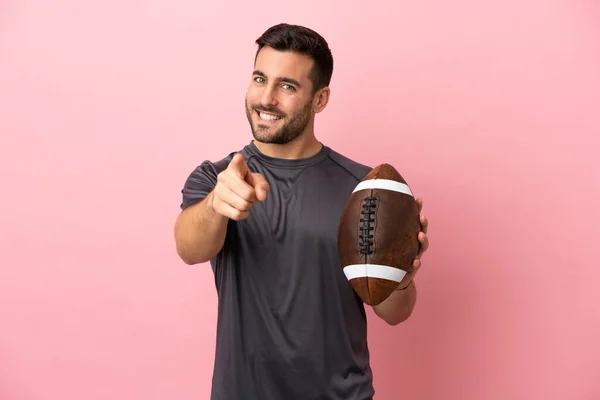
[259,112,281,121]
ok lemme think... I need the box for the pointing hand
[211,153,270,220]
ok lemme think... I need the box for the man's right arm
[173,153,269,265]
[174,190,229,265]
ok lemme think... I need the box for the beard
[245,98,312,145]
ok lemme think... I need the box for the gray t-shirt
[180,141,375,400]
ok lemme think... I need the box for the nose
[260,85,278,108]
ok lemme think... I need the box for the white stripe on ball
[343,264,407,283]
[352,179,413,196]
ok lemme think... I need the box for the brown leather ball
[337,163,421,306]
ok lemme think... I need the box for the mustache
[252,105,285,117]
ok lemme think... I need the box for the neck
[253,133,322,160]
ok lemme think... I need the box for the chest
[220,165,359,302]
[232,167,355,254]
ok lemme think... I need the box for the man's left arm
[373,198,429,326]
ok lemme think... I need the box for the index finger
[420,214,428,234]
[416,197,424,213]
[228,153,249,180]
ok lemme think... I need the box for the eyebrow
[253,70,302,88]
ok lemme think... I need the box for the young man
[174,23,430,400]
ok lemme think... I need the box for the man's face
[245,46,317,145]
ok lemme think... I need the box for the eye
[282,84,295,91]
[254,76,266,83]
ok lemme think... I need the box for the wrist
[206,191,219,215]
[395,280,412,291]
[205,190,230,225]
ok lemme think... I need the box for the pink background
[1,0,599,399]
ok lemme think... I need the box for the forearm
[174,191,229,265]
[372,281,417,326]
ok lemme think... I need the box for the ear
[313,87,330,114]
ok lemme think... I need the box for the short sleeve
[180,160,219,210]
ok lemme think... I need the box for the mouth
[255,110,283,122]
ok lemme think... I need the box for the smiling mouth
[256,110,282,121]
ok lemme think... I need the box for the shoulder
[184,151,236,184]
[180,147,245,210]
[187,143,257,178]
[325,147,372,182]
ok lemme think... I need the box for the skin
[173,45,430,325]
[244,46,328,159]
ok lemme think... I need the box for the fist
[211,153,270,220]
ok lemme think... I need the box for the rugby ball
[337,163,421,306]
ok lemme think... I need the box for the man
[174,23,430,400]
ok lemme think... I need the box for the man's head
[245,23,334,145]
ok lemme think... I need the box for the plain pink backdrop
[1,0,599,399]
